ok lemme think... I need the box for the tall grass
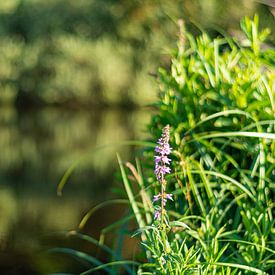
[50,15,275,274]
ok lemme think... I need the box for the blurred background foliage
[0,0,274,106]
[0,0,274,274]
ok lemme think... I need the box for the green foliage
[0,0,274,106]
[49,15,275,274]
[137,15,275,274]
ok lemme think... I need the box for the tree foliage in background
[0,0,274,106]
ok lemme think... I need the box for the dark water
[0,106,151,274]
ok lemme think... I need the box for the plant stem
[160,175,165,228]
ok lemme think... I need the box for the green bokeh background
[0,0,274,274]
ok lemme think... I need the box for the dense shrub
[138,15,275,274]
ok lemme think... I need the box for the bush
[123,15,275,274]
[50,15,275,274]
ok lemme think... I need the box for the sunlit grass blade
[191,170,255,200]
[197,131,275,140]
[117,153,146,229]
[57,141,156,196]
[214,262,268,274]
[57,160,80,196]
[126,159,153,224]
[186,162,206,216]
[184,109,255,136]
[191,159,214,205]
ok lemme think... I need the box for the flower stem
[161,178,164,228]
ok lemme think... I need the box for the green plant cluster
[136,15,274,274]
[48,15,275,275]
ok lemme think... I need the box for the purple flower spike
[154,125,172,181]
[152,125,174,223]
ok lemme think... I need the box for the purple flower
[154,210,161,220]
[155,144,172,155]
[154,155,171,164]
[154,125,172,181]
[153,194,161,202]
[153,193,173,205]
[166,193,173,200]
[155,165,171,180]
[152,125,174,222]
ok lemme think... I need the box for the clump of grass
[120,15,275,274]
[49,15,275,274]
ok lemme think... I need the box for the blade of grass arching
[118,154,153,262]
[186,162,206,216]
[56,141,155,196]
[197,50,216,87]
[80,260,140,275]
[210,138,248,151]
[117,153,145,229]
[50,230,114,256]
[136,158,153,223]
[184,109,254,137]
[131,225,158,238]
[185,229,208,256]
[191,159,214,205]
[214,39,219,83]
[196,131,275,140]
[219,239,275,255]
[213,262,268,274]
[241,120,275,131]
[260,75,275,112]
[47,248,111,272]
[57,160,80,196]
[214,243,230,263]
[56,144,115,196]
[126,159,152,224]
[190,170,255,200]
[78,199,129,229]
[169,220,191,230]
[193,138,257,196]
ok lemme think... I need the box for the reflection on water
[0,106,151,274]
